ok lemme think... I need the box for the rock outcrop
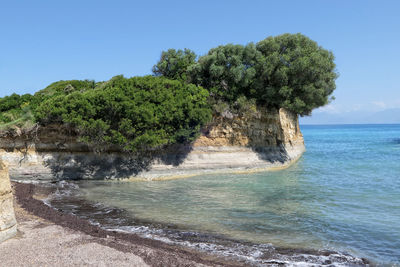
[0,161,17,243]
[0,108,304,181]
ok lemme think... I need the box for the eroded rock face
[194,108,303,148]
[0,161,17,243]
[0,108,305,180]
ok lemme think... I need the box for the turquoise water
[49,124,400,265]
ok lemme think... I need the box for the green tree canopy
[0,93,33,113]
[154,33,337,115]
[152,48,197,81]
[1,33,337,151]
[188,43,261,102]
[255,33,337,115]
[35,76,212,152]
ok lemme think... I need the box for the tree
[188,43,261,102]
[152,48,197,81]
[186,33,337,115]
[255,33,337,115]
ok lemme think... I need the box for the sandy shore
[0,205,149,267]
[0,182,243,267]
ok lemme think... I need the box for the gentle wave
[44,180,367,266]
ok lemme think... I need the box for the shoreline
[3,143,305,182]
[7,182,244,267]
[5,181,370,266]
[124,150,305,182]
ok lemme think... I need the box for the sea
[44,124,400,266]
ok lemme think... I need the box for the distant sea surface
[47,124,400,266]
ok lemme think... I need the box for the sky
[1,0,399,123]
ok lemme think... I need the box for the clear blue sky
[1,0,399,117]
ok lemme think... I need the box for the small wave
[106,225,366,266]
[51,180,81,198]
[44,182,368,266]
[41,180,83,213]
[57,180,80,190]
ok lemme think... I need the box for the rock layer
[0,161,17,243]
[0,108,304,180]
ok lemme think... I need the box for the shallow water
[48,124,400,265]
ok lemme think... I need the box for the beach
[0,182,241,267]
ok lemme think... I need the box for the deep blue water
[48,124,400,265]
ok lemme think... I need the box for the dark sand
[1,182,245,267]
[2,182,370,266]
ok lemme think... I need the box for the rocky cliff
[0,161,17,243]
[0,108,304,181]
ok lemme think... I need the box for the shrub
[35,76,212,151]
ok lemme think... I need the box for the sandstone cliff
[0,161,17,243]
[0,108,304,181]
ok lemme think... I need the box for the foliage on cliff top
[34,76,211,152]
[154,33,337,115]
[152,48,196,81]
[0,93,36,132]
[0,78,212,151]
[36,80,97,97]
[0,33,337,149]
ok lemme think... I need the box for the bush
[35,80,97,97]
[35,76,212,151]
[0,93,34,129]
[0,93,33,113]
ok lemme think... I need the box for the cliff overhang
[0,108,304,181]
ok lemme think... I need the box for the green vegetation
[189,43,260,103]
[35,76,211,151]
[0,93,35,130]
[0,76,209,152]
[157,33,337,115]
[0,33,337,150]
[255,34,337,115]
[36,80,97,97]
[152,48,197,82]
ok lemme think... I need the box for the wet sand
[0,182,244,267]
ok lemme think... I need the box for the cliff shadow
[250,143,289,164]
[154,143,194,166]
[40,152,151,180]
[39,144,194,180]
